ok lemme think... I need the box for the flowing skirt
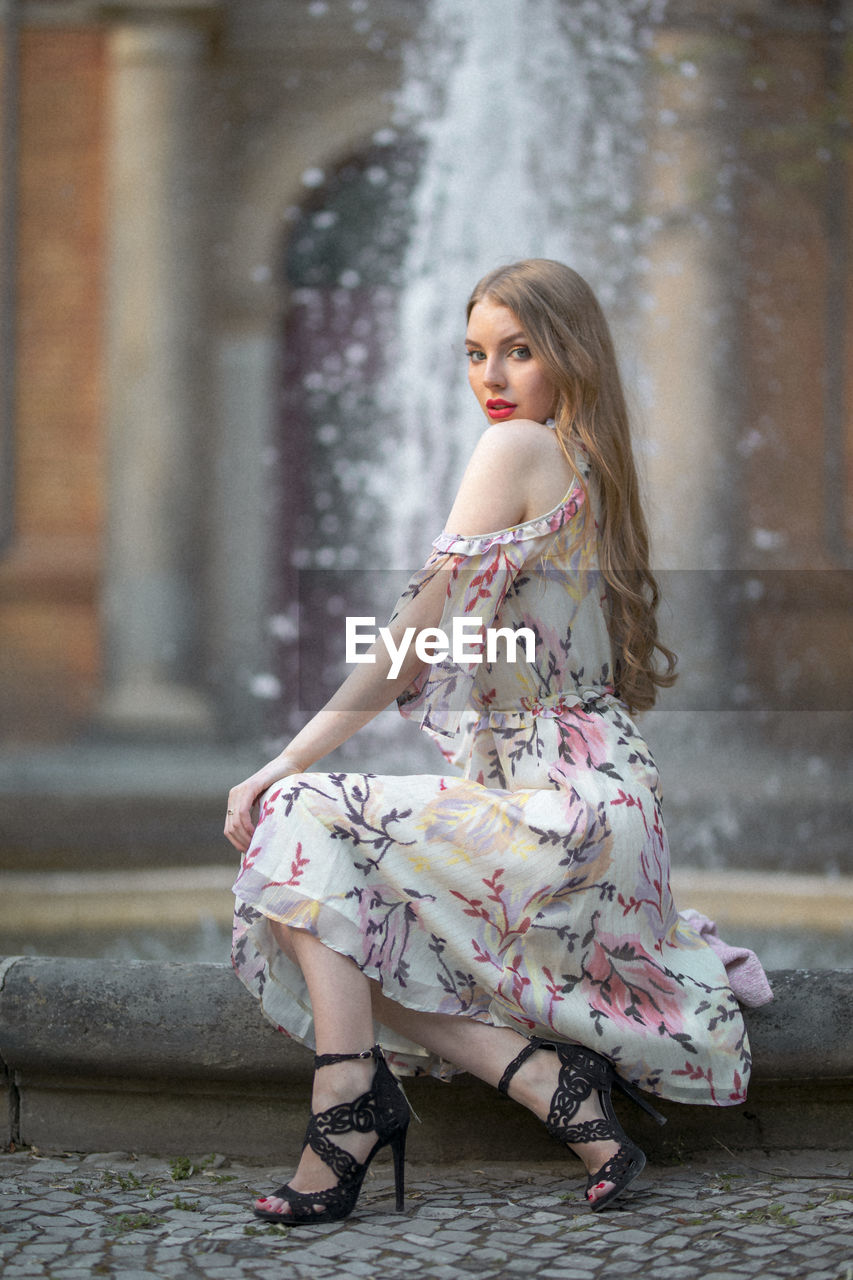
[232,699,752,1105]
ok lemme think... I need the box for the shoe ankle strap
[314,1045,380,1070]
[497,1037,547,1097]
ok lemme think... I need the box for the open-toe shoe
[253,1044,410,1225]
[498,1036,666,1212]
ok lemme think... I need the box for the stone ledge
[1,958,850,1160]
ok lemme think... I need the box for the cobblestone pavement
[1,1146,851,1279]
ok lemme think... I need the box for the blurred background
[0,0,850,966]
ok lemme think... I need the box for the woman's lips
[486,399,517,420]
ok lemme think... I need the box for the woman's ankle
[311,1058,375,1108]
[502,1046,558,1120]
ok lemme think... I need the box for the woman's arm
[225,565,448,851]
[225,426,544,852]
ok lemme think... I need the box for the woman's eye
[510,346,531,360]
[466,349,486,362]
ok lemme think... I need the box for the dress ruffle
[392,484,595,748]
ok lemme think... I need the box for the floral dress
[232,468,757,1106]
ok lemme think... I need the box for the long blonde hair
[467,259,677,712]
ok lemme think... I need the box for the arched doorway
[271,133,424,728]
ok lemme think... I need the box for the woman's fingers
[225,782,259,852]
[225,761,301,853]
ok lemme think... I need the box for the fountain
[272,0,850,900]
[276,0,662,727]
[5,3,849,972]
[385,0,656,564]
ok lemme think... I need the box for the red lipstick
[486,399,517,421]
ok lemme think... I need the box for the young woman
[225,259,764,1224]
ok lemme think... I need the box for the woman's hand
[224,755,303,854]
[223,566,451,856]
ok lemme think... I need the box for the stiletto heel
[612,1074,667,1126]
[498,1036,665,1212]
[253,1044,410,1225]
[390,1128,407,1212]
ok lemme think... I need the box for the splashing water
[273,0,662,730]
[381,0,655,564]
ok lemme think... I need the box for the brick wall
[0,30,106,741]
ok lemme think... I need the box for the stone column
[206,327,278,738]
[637,30,741,711]
[100,19,214,735]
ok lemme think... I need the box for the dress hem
[232,897,751,1109]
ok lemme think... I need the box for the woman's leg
[370,986,622,1204]
[261,921,620,1211]
[255,923,378,1216]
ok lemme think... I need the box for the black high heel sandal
[498,1036,666,1212]
[253,1044,410,1225]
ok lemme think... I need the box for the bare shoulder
[484,421,576,522]
[442,424,534,536]
[475,419,558,459]
[443,421,571,537]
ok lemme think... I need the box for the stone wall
[1,957,850,1160]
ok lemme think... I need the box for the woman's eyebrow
[464,332,528,347]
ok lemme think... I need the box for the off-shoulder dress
[232,467,760,1105]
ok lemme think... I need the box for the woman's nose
[483,358,505,388]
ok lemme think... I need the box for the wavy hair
[467,259,677,712]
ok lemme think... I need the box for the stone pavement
[0,1146,850,1279]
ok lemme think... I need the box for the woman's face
[465,298,557,425]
